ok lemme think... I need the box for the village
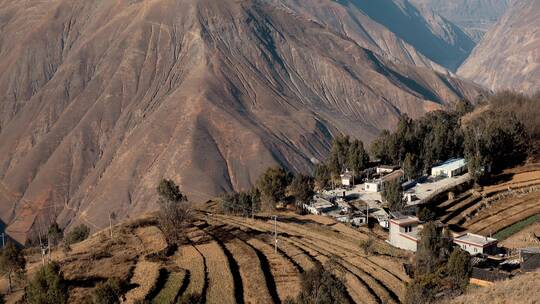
[302,158,540,286]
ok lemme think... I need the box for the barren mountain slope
[333,0,476,71]
[411,0,509,41]
[458,0,540,94]
[0,0,481,243]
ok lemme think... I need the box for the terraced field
[8,210,409,304]
[437,166,540,236]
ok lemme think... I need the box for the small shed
[341,172,354,187]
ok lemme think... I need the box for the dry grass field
[499,221,540,249]
[447,270,540,304]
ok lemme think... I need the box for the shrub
[0,242,26,293]
[91,278,126,304]
[48,222,63,247]
[65,224,90,245]
[295,265,350,304]
[25,262,68,304]
[359,236,375,256]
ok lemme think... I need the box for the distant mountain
[0,0,482,243]
[276,0,476,71]
[458,0,540,94]
[410,0,510,41]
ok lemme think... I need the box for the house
[376,165,398,174]
[336,199,352,213]
[372,208,390,229]
[341,171,354,187]
[364,170,405,193]
[388,215,421,251]
[431,158,467,178]
[453,233,498,255]
[305,197,336,215]
[364,180,381,192]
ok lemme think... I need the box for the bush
[295,265,350,304]
[359,236,375,256]
[91,278,126,304]
[25,262,68,304]
[65,224,90,245]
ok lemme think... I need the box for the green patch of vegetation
[151,272,186,304]
[25,262,68,304]
[65,224,90,245]
[91,278,126,304]
[494,213,540,240]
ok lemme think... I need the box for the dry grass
[500,221,540,249]
[124,261,161,303]
[223,238,274,304]
[195,240,235,304]
[151,270,187,304]
[175,245,206,296]
[135,226,168,254]
[447,270,540,304]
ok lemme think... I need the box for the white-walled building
[431,158,467,178]
[341,172,354,187]
[453,233,498,255]
[388,215,421,251]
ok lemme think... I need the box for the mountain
[410,0,510,42]
[458,0,540,94]
[0,0,482,243]
[275,0,476,71]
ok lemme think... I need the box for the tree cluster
[464,110,529,182]
[315,136,369,189]
[370,111,463,174]
[256,167,293,210]
[24,262,68,304]
[405,222,472,304]
[220,189,260,216]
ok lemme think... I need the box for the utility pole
[109,213,113,239]
[366,203,369,226]
[272,215,278,254]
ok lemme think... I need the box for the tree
[220,189,260,216]
[91,278,126,304]
[347,140,370,182]
[157,179,187,203]
[48,222,63,247]
[446,248,472,291]
[382,180,403,212]
[289,174,315,206]
[403,153,418,181]
[0,242,26,293]
[65,224,90,245]
[313,164,331,190]
[25,262,67,304]
[156,179,191,245]
[296,265,350,304]
[417,207,436,222]
[256,167,292,210]
[415,222,453,276]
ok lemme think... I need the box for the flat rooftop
[390,215,419,226]
[454,233,497,246]
[432,158,466,170]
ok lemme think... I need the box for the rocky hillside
[458,0,540,94]
[0,0,482,243]
[410,0,509,41]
